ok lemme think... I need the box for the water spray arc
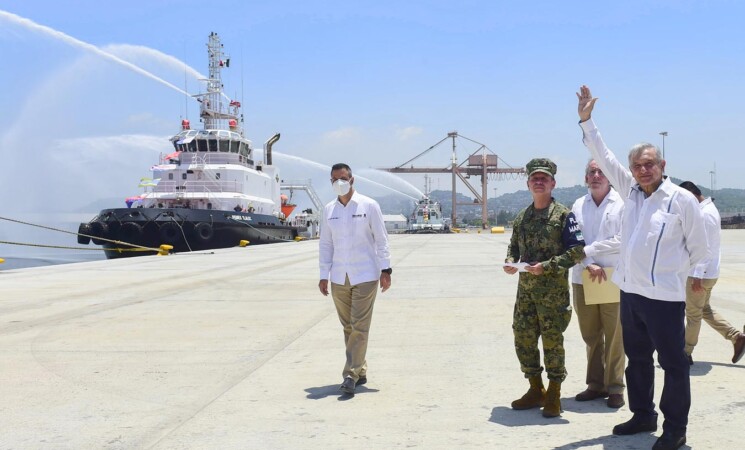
[0,10,196,97]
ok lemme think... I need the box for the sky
[1,0,744,219]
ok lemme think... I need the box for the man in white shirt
[678,181,745,365]
[577,85,708,450]
[319,163,392,396]
[571,160,625,409]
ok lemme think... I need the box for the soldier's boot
[511,375,546,410]
[542,380,562,418]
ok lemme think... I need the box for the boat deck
[2,231,744,449]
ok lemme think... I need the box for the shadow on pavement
[304,384,380,400]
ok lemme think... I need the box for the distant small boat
[406,177,450,234]
[77,32,301,258]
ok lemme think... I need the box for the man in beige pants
[319,163,392,396]
[571,160,626,409]
[679,181,745,365]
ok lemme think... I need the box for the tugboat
[77,32,299,259]
[406,176,450,234]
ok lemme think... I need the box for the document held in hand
[582,267,620,304]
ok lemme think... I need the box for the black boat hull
[78,208,300,259]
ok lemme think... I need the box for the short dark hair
[679,181,702,197]
[331,163,352,176]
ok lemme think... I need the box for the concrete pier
[2,231,744,449]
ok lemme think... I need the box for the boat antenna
[241,44,245,129]
[183,41,189,120]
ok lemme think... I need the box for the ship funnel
[264,133,280,165]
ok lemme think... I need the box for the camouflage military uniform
[506,199,585,382]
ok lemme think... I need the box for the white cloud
[321,127,362,145]
[395,126,423,141]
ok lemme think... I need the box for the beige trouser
[572,283,625,394]
[685,277,739,355]
[331,275,378,382]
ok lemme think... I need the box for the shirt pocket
[602,212,622,236]
[647,211,680,245]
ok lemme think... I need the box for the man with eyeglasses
[503,158,586,418]
[577,85,709,450]
[319,163,392,396]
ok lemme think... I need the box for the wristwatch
[381,268,392,275]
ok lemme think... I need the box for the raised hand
[576,85,598,122]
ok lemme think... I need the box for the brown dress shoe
[733,333,745,364]
[607,393,625,408]
[575,388,608,401]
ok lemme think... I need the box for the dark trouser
[620,291,689,434]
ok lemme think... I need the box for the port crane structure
[380,132,525,227]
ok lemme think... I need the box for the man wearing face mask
[319,163,392,396]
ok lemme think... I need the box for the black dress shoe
[339,376,355,394]
[733,333,745,364]
[652,431,686,450]
[612,416,658,435]
[356,376,367,386]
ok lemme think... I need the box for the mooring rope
[0,215,164,254]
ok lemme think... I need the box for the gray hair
[627,143,663,166]
[585,159,596,175]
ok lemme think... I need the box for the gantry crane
[380,131,525,227]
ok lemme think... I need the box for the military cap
[526,158,557,177]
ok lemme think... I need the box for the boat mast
[199,32,240,133]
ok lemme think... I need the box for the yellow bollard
[0,258,5,264]
[239,240,250,247]
[491,226,505,234]
[294,236,306,241]
[158,244,173,255]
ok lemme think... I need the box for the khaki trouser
[572,283,625,394]
[685,277,739,355]
[331,275,378,382]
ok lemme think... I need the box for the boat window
[218,131,229,137]
[215,173,221,180]
[168,173,174,180]
[187,140,198,152]
[208,139,218,152]
[219,140,230,152]
[182,173,187,180]
[230,140,239,153]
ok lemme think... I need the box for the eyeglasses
[631,162,659,172]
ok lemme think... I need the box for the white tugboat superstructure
[78,32,300,258]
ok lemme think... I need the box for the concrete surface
[1,231,744,449]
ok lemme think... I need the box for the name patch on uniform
[568,216,584,240]
[352,214,366,218]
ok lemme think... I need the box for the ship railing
[160,152,254,167]
[152,180,244,193]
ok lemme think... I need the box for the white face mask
[332,179,351,196]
